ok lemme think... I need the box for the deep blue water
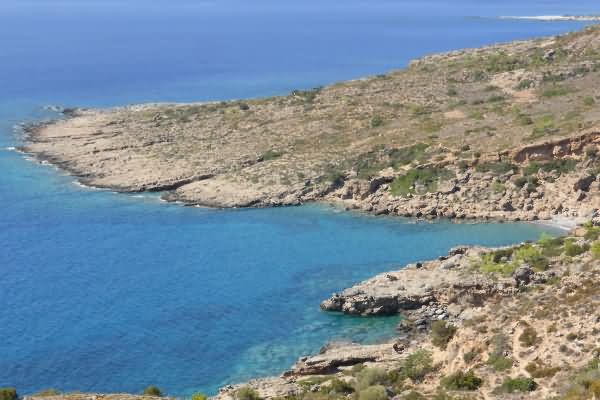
[0,0,596,396]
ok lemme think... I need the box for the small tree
[143,386,163,397]
[236,387,260,400]
[0,389,17,400]
[191,393,208,400]
[431,321,457,349]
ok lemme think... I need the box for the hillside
[22,26,600,221]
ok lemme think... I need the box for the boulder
[513,265,533,286]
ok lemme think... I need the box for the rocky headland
[14,24,600,400]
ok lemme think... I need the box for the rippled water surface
[0,0,594,395]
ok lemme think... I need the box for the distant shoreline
[499,15,600,22]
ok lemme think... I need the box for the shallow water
[0,0,595,396]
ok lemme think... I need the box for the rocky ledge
[321,245,539,316]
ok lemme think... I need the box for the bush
[513,244,549,271]
[390,167,454,197]
[541,85,570,98]
[402,350,434,382]
[327,378,354,394]
[431,321,457,349]
[357,385,387,400]
[538,233,564,257]
[516,79,534,90]
[402,391,426,400]
[564,239,590,257]
[143,386,163,397]
[236,387,261,400]
[463,349,479,364]
[487,355,513,371]
[519,325,539,347]
[525,362,560,378]
[475,161,515,174]
[371,115,384,128]
[584,224,600,241]
[498,377,537,393]
[356,367,388,390]
[260,149,283,161]
[592,241,600,259]
[33,389,61,396]
[441,370,483,391]
[192,393,208,400]
[0,388,17,400]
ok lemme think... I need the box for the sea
[0,0,596,396]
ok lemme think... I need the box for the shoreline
[499,15,600,22]
[13,24,600,400]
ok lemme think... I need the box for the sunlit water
[0,0,595,395]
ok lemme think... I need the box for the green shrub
[326,378,354,394]
[143,386,163,397]
[261,149,283,161]
[192,393,208,400]
[447,87,458,96]
[371,115,384,128]
[525,362,560,378]
[519,325,539,347]
[487,355,513,371]
[591,241,600,259]
[475,161,516,174]
[584,96,596,106]
[513,176,528,188]
[388,143,429,167]
[516,79,534,90]
[564,239,590,257]
[357,385,387,400]
[431,321,457,349]
[402,349,435,382]
[402,391,426,400]
[538,233,564,257]
[351,363,367,376]
[531,114,558,137]
[513,244,549,271]
[498,377,537,393]
[515,112,534,126]
[33,389,61,396]
[291,87,322,103]
[522,159,577,176]
[236,387,261,400]
[356,367,388,390]
[541,85,570,98]
[478,253,516,276]
[492,181,506,193]
[584,224,600,241]
[390,167,454,197]
[487,94,505,103]
[441,370,483,391]
[0,388,17,400]
[463,349,479,364]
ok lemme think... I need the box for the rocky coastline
[13,24,600,400]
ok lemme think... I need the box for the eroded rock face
[320,247,515,316]
[288,343,402,375]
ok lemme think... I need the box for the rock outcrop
[321,247,514,316]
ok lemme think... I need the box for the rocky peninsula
[14,24,600,400]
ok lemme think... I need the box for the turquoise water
[0,0,593,396]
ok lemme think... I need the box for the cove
[0,0,595,396]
